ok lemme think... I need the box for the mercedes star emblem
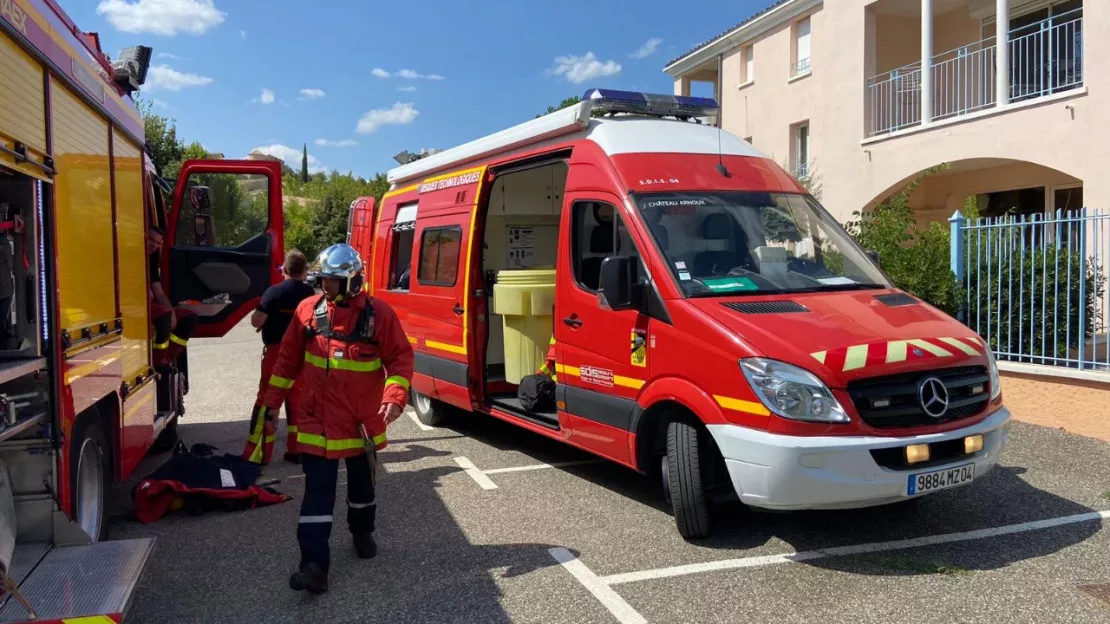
[918,377,950,418]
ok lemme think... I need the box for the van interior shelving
[478,159,568,428]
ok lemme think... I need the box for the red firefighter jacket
[262,292,414,458]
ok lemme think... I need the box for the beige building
[665,0,1095,223]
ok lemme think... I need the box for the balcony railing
[866,8,1083,137]
[792,57,812,77]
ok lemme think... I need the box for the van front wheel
[412,391,451,427]
[665,420,713,540]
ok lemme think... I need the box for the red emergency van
[351,89,1012,539]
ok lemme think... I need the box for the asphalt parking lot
[107,322,1110,623]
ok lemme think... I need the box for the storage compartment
[0,172,45,359]
[492,269,555,384]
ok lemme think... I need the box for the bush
[962,221,1106,363]
[842,165,964,316]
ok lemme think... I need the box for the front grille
[847,366,990,429]
[722,301,809,314]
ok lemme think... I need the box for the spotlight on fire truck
[583,88,719,121]
[112,45,153,94]
[392,148,441,165]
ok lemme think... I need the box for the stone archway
[860,158,1083,226]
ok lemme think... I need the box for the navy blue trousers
[297,452,376,572]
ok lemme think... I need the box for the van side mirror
[866,249,881,266]
[193,214,215,247]
[598,256,638,311]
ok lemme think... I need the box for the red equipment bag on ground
[132,441,292,523]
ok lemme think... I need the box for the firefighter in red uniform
[538,336,556,381]
[242,249,316,465]
[147,226,197,371]
[260,243,413,594]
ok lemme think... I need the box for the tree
[135,95,184,176]
[165,140,207,180]
[843,164,964,316]
[301,143,309,184]
[535,96,606,119]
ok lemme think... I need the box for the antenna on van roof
[715,125,730,178]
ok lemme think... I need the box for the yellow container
[492,269,557,384]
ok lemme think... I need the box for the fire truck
[0,1,286,621]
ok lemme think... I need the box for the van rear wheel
[413,391,451,427]
[665,420,713,540]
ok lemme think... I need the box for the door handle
[562,315,582,328]
[452,303,464,315]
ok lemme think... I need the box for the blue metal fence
[950,208,1110,371]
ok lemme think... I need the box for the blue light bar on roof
[583,88,719,119]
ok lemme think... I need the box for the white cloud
[145,64,213,91]
[251,144,326,174]
[256,88,275,104]
[375,68,444,80]
[630,37,662,59]
[300,88,326,100]
[151,98,175,111]
[397,85,417,92]
[315,138,358,147]
[356,102,419,134]
[96,0,225,36]
[156,51,190,60]
[240,30,247,39]
[550,52,622,84]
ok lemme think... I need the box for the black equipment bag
[518,373,555,413]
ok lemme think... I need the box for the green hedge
[962,230,1106,363]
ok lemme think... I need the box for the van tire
[413,391,451,427]
[69,414,110,543]
[665,420,713,540]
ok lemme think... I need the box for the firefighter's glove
[265,407,280,423]
[379,403,402,425]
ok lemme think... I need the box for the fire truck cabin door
[164,159,285,338]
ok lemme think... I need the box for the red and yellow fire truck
[0,1,285,620]
[348,89,1012,541]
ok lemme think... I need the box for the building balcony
[866,6,1083,138]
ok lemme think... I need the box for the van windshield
[633,191,891,297]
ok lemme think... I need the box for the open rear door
[165,159,284,338]
[346,196,377,265]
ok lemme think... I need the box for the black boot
[289,562,328,593]
[353,532,377,559]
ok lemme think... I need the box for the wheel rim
[414,392,431,415]
[75,438,104,541]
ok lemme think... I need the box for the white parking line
[407,409,434,432]
[549,548,646,624]
[601,509,1110,586]
[483,460,603,475]
[454,457,498,490]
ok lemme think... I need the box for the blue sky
[68,0,755,179]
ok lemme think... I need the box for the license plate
[907,463,975,496]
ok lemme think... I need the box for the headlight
[985,347,1002,400]
[739,358,850,423]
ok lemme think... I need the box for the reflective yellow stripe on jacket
[304,351,382,373]
[385,375,410,390]
[297,431,386,451]
[269,375,294,389]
